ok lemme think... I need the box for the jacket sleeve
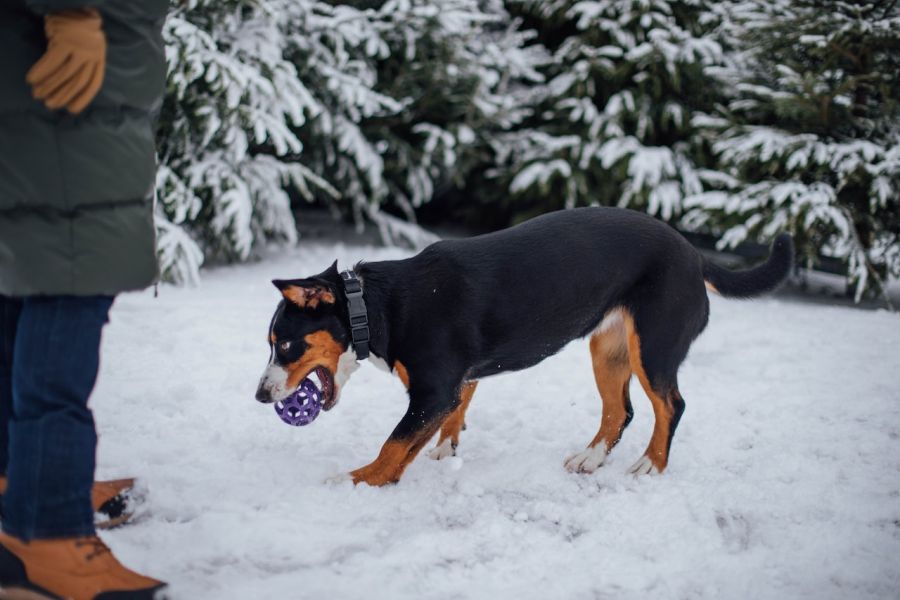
[24,1,168,22]
[24,1,104,15]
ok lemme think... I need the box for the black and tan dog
[256,207,793,486]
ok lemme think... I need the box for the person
[0,0,169,598]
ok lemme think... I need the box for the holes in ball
[274,381,322,426]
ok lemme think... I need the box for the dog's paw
[428,438,456,460]
[348,463,402,487]
[564,443,608,474]
[627,455,661,476]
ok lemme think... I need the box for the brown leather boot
[90,479,137,530]
[0,478,137,530]
[0,532,167,600]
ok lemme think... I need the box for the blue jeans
[0,295,114,540]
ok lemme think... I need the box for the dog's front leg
[351,380,459,486]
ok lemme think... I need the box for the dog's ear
[322,260,340,280]
[272,279,336,309]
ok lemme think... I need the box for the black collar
[340,269,370,360]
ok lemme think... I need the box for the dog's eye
[279,341,292,353]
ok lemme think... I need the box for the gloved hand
[26,8,107,115]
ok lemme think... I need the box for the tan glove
[26,8,107,115]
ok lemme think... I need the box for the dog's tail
[702,234,794,298]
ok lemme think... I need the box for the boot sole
[0,582,169,600]
[0,586,61,600]
[95,511,134,530]
[1,583,168,600]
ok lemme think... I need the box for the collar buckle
[340,270,370,360]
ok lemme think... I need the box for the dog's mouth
[306,366,337,411]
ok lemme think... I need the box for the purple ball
[274,378,322,426]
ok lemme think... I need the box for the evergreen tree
[155,0,544,283]
[483,0,726,224]
[278,0,543,246]
[687,0,900,302]
[157,0,331,283]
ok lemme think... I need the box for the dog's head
[255,261,359,411]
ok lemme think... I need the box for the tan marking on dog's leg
[565,318,632,473]
[623,313,673,474]
[589,324,632,451]
[393,360,410,389]
[429,381,478,460]
[351,421,441,486]
[350,441,411,486]
[704,281,720,295]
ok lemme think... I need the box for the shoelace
[74,537,112,561]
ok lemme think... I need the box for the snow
[93,244,900,599]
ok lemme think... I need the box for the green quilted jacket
[0,0,168,295]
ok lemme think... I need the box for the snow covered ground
[93,244,900,600]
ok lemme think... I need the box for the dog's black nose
[255,386,272,403]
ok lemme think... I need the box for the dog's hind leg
[429,381,478,460]
[565,310,633,473]
[621,309,690,475]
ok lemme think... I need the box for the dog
[256,207,793,486]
